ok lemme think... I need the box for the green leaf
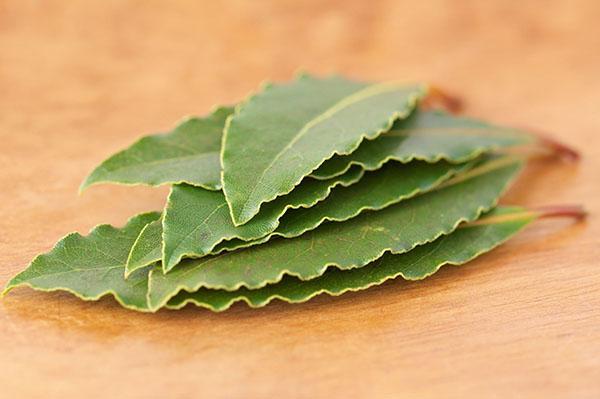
[2,212,160,312]
[312,109,533,180]
[222,74,426,225]
[161,166,364,272]
[167,206,535,311]
[215,159,472,253]
[125,218,163,277]
[147,156,522,311]
[80,107,233,191]
[127,160,470,275]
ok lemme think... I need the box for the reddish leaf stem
[420,87,579,162]
[421,86,463,113]
[533,204,587,220]
[516,126,580,162]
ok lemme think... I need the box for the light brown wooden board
[1,1,598,398]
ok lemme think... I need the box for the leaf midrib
[236,81,407,219]
[382,127,530,138]
[163,202,228,269]
[164,156,520,290]
[101,152,218,174]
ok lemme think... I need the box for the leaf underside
[167,206,535,311]
[222,74,426,226]
[147,156,523,310]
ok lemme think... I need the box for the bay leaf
[215,159,472,253]
[4,203,580,313]
[127,160,470,275]
[167,206,534,311]
[80,106,530,193]
[312,109,533,179]
[80,107,233,191]
[2,212,160,312]
[126,218,163,277]
[160,166,364,272]
[222,74,426,225]
[147,156,522,310]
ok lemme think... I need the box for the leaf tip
[78,181,90,195]
[163,257,178,274]
[1,286,11,298]
[78,171,100,194]
[1,277,19,297]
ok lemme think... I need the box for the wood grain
[1,1,598,398]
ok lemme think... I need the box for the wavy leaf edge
[166,206,536,311]
[147,157,523,310]
[221,74,427,226]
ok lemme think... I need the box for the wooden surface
[1,1,599,398]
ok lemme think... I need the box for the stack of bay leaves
[3,74,584,312]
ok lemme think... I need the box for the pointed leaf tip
[222,76,426,225]
[79,107,233,192]
[3,212,161,311]
[147,156,522,309]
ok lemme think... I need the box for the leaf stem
[462,204,586,227]
[421,86,463,113]
[532,204,587,220]
[491,128,580,163]
[519,126,580,161]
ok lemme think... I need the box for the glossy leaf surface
[126,218,163,277]
[222,74,425,225]
[161,166,364,271]
[128,160,471,274]
[81,107,232,191]
[2,213,160,311]
[312,109,533,179]
[215,159,472,253]
[147,156,522,310]
[168,207,534,311]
